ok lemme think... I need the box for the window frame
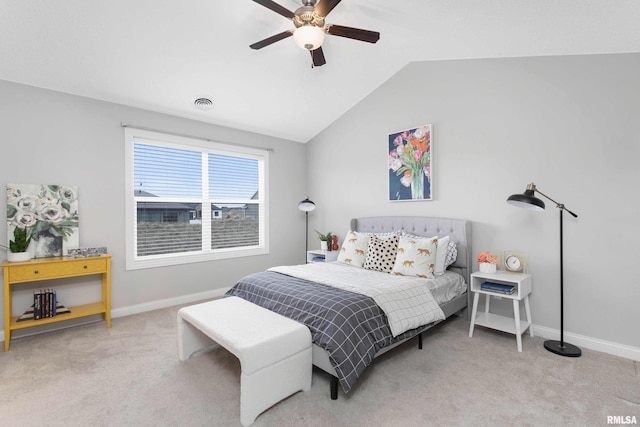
[124,128,269,270]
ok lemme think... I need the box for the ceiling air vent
[193,97,215,111]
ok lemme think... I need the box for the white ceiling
[1,0,639,143]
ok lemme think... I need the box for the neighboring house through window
[124,128,269,270]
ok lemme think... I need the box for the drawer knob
[34,270,39,274]
[84,265,88,269]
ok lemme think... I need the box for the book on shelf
[34,290,41,320]
[480,281,516,295]
[17,289,70,322]
[44,289,50,318]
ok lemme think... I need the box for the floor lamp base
[544,340,582,357]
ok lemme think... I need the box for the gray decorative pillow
[444,240,457,268]
[364,234,399,273]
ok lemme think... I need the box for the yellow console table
[2,255,111,351]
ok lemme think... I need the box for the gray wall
[306,53,640,350]
[2,53,639,355]
[0,80,307,323]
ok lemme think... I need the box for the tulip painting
[388,124,432,201]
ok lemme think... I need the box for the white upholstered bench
[177,296,312,426]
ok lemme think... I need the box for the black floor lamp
[507,183,581,358]
[298,197,316,261]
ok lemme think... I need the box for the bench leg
[177,314,219,361]
[240,347,312,426]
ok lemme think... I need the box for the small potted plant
[477,251,499,273]
[315,230,332,252]
[1,226,33,262]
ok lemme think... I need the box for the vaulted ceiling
[1,0,639,142]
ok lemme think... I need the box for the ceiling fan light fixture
[293,25,325,50]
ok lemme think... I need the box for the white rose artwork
[7,184,79,258]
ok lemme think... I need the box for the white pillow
[434,236,450,276]
[337,230,370,268]
[402,231,457,274]
[370,231,400,239]
[392,235,438,278]
[364,234,399,273]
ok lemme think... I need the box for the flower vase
[320,241,328,251]
[7,251,32,262]
[479,262,497,274]
[33,229,63,258]
[411,172,424,200]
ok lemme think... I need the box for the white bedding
[424,270,468,305]
[268,262,446,337]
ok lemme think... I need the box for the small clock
[503,251,527,273]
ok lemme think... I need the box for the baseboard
[3,294,639,364]
[0,287,232,344]
[533,324,640,362]
[111,287,232,319]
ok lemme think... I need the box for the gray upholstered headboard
[350,216,472,286]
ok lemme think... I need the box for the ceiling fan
[249,0,380,67]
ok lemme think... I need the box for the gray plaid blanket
[268,263,445,337]
[225,271,425,393]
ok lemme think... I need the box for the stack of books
[480,281,516,295]
[16,289,71,322]
[34,289,57,320]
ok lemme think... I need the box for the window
[125,128,269,270]
[162,212,178,223]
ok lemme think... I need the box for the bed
[226,216,472,399]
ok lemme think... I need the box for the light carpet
[1,303,638,427]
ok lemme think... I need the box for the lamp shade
[507,188,545,211]
[293,25,325,50]
[298,198,316,212]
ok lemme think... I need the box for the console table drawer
[8,258,108,282]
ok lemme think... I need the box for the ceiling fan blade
[252,0,295,19]
[326,24,380,43]
[310,47,326,67]
[250,30,293,50]
[314,0,342,18]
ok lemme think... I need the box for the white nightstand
[306,250,339,263]
[468,271,533,352]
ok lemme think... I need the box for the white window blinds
[125,128,268,270]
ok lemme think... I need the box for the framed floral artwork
[7,184,79,258]
[388,124,432,201]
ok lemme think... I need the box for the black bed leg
[330,376,338,400]
[418,333,423,350]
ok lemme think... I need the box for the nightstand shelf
[473,312,530,336]
[306,250,339,263]
[468,271,533,352]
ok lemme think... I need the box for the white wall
[306,53,640,353]
[0,80,308,328]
